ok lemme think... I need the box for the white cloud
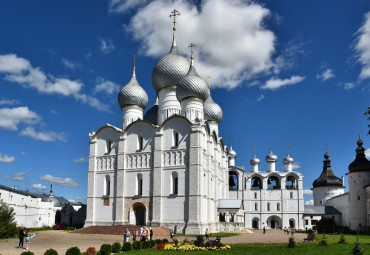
[31,183,46,190]
[6,172,27,181]
[99,39,115,54]
[273,41,305,74]
[20,126,67,142]
[256,94,264,101]
[61,58,82,71]
[343,82,355,90]
[0,54,31,73]
[126,0,276,89]
[0,54,110,112]
[292,162,301,170]
[261,75,305,90]
[109,0,148,13]
[317,68,334,81]
[0,98,20,106]
[303,189,313,195]
[366,148,370,159]
[40,174,80,188]
[305,199,314,206]
[0,106,40,130]
[94,79,120,96]
[0,153,15,163]
[74,156,88,163]
[355,12,370,80]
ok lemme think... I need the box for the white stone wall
[313,186,344,206]
[348,172,370,229]
[325,194,349,226]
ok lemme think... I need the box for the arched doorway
[130,202,146,226]
[289,218,295,228]
[267,215,282,229]
[252,217,260,229]
[271,219,276,229]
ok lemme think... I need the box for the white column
[121,106,143,129]
[157,88,181,125]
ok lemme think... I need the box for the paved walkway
[0,229,308,255]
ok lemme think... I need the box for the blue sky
[0,0,369,205]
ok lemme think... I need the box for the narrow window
[137,174,143,196]
[138,136,143,150]
[267,202,270,211]
[106,140,112,153]
[277,203,280,211]
[255,203,258,211]
[254,192,257,199]
[105,175,110,196]
[358,195,361,201]
[290,192,293,199]
[174,177,178,194]
[174,131,179,147]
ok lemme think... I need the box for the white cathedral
[84,10,305,234]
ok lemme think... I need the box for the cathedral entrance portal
[252,217,260,229]
[267,215,282,229]
[271,219,276,229]
[131,202,146,226]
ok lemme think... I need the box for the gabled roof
[304,206,341,215]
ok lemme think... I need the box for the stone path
[0,229,308,255]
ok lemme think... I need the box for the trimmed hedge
[150,240,157,248]
[20,252,34,255]
[155,239,162,244]
[44,249,59,255]
[142,240,151,249]
[65,246,81,255]
[132,241,142,250]
[99,244,112,255]
[112,242,121,253]
[122,242,132,252]
[86,247,96,255]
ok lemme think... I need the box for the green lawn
[108,234,370,255]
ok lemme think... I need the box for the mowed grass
[111,234,370,255]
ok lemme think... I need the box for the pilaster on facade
[115,132,126,225]
[151,132,164,225]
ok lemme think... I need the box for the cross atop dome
[133,55,136,76]
[169,9,181,29]
[188,43,196,65]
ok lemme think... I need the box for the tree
[365,106,370,135]
[0,200,18,239]
[317,217,337,234]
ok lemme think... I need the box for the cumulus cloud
[273,41,305,74]
[261,75,305,90]
[4,172,27,181]
[355,12,370,80]
[292,162,301,170]
[99,39,116,54]
[0,98,20,106]
[31,183,46,190]
[61,58,82,71]
[74,156,88,163]
[343,82,355,90]
[40,174,80,187]
[125,0,277,89]
[317,68,334,81]
[366,148,370,159]
[0,54,110,112]
[20,126,67,142]
[305,199,314,206]
[256,94,264,101]
[109,0,148,13]
[303,189,313,195]
[0,153,15,163]
[0,107,40,130]
[94,78,120,96]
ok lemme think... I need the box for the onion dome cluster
[204,93,223,123]
[176,65,209,102]
[266,152,278,162]
[348,138,370,172]
[152,45,190,93]
[313,150,343,188]
[144,97,159,125]
[118,74,148,110]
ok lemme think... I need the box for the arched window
[106,140,112,153]
[255,202,258,211]
[138,136,144,150]
[229,171,238,190]
[286,176,297,189]
[104,175,110,196]
[267,202,270,211]
[254,192,257,199]
[251,177,262,190]
[277,202,280,211]
[137,174,143,196]
[173,131,179,147]
[267,176,280,189]
[171,172,178,195]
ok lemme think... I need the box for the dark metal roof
[313,151,343,188]
[304,206,341,215]
[143,98,158,125]
[348,138,370,173]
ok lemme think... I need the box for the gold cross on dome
[169,9,181,28]
[206,76,212,89]
[133,55,136,74]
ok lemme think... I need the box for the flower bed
[156,242,231,251]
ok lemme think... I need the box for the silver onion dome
[266,152,278,162]
[228,147,237,157]
[143,97,159,125]
[204,94,223,123]
[283,155,294,164]
[250,157,260,165]
[152,46,190,92]
[176,65,209,102]
[118,74,148,110]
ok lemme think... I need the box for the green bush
[44,248,59,255]
[20,252,34,255]
[0,200,18,239]
[162,238,169,243]
[149,240,157,248]
[99,244,112,255]
[65,226,76,231]
[195,235,204,247]
[65,246,81,255]
[351,235,364,255]
[122,242,132,252]
[317,217,337,234]
[155,239,162,244]
[318,239,328,246]
[112,242,121,253]
[86,247,96,255]
[287,236,296,248]
[132,241,142,250]
[338,233,346,244]
[142,240,151,249]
